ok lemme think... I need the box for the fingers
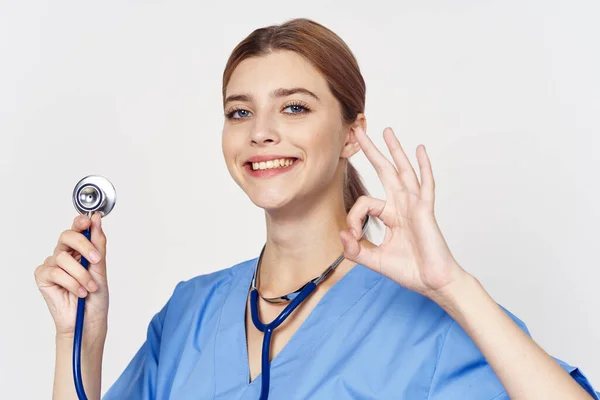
[356,127,434,202]
[55,229,102,265]
[35,264,89,298]
[52,251,99,292]
[342,195,387,270]
[346,196,386,239]
[354,127,402,192]
[416,145,435,204]
[71,214,92,232]
[383,127,420,193]
[339,229,379,271]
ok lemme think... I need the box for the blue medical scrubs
[102,257,599,399]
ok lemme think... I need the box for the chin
[247,189,295,212]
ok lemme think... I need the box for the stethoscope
[71,175,117,400]
[249,214,370,400]
[69,175,369,400]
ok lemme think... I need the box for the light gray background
[1,0,598,398]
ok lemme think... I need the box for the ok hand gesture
[340,127,467,301]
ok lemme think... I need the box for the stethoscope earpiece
[72,175,116,217]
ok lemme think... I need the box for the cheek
[305,130,343,172]
[222,126,239,153]
[221,130,241,172]
[306,117,341,149]
[309,119,344,156]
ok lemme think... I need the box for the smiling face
[222,50,361,213]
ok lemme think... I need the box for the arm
[53,333,106,400]
[341,126,598,398]
[432,270,594,400]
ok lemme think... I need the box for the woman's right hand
[35,212,109,340]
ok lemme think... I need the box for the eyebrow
[223,87,320,106]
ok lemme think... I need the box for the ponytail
[343,161,368,213]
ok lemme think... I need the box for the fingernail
[89,250,101,263]
[78,287,88,298]
[88,279,98,292]
[352,229,360,239]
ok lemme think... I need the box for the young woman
[35,18,599,400]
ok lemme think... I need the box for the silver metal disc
[72,175,116,217]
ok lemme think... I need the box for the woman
[35,18,598,400]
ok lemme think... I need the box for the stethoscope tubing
[250,281,318,400]
[73,227,91,400]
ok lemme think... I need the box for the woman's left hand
[340,126,468,301]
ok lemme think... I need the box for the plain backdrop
[1,0,598,398]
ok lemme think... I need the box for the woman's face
[222,50,360,213]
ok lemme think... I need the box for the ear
[341,113,367,159]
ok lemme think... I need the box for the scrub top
[102,257,599,399]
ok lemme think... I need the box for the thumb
[90,212,106,249]
[340,229,379,270]
[89,212,107,270]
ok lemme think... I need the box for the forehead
[225,50,330,99]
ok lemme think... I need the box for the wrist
[56,329,107,352]
[428,268,482,316]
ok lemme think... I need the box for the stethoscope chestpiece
[72,175,116,217]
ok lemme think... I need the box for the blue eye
[284,105,306,114]
[225,103,310,120]
[226,108,252,119]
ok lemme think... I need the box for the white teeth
[251,158,296,170]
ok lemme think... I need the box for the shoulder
[159,258,256,320]
[374,274,457,333]
[375,273,530,334]
[174,258,255,295]
[172,257,255,300]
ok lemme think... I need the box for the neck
[257,188,352,297]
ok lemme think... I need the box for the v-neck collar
[213,255,384,398]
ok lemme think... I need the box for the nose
[249,114,280,146]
